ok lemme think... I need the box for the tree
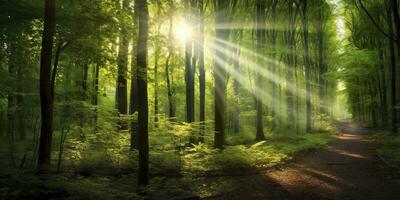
[185,0,195,125]
[165,0,176,121]
[213,0,230,149]
[135,0,149,185]
[254,0,266,141]
[37,0,56,172]
[301,0,312,132]
[267,0,279,131]
[116,0,130,130]
[198,0,206,141]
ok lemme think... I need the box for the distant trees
[344,0,400,132]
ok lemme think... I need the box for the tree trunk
[7,42,16,167]
[16,65,26,140]
[135,0,149,185]
[94,63,99,133]
[185,1,195,125]
[302,0,312,132]
[378,48,388,126]
[285,1,297,127]
[391,0,400,133]
[198,0,206,141]
[154,37,159,128]
[387,4,397,134]
[37,0,56,172]
[116,0,129,130]
[232,32,241,134]
[269,0,278,131]
[317,8,327,115]
[130,33,139,149]
[214,0,229,149]
[255,0,266,141]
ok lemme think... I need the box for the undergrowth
[184,133,333,173]
[371,132,400,164]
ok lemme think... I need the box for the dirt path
[203,122,400,200]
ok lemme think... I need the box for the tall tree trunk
[37,0,56,172]
[79,64,88,136]
[391,0,400,133]
[255,0,266,141]
[16,65,26,140]
[7,42,16,166]
[198,0,206,141]
[214,0,229,149]
[116,0,129,130]
[165,0,176,122]
[185,0,195,125]
[269,0,278,131]
[317,8,327,115]
[285,1,297,127]
[232,31,241,134]
[130,32,139,149]
[387,4,397,134]
[302,0,312,132]
[136,0,149,185]
[378,48,388,126]
[154,36,159,128]
[94,63,99,133]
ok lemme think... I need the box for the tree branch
[51,40,71,98]
[357,0,397,42]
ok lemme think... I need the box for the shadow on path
[204,122,400,200]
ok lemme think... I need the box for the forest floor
[198,122,400,200]
[3,122,400,200]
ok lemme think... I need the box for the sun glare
[175,21,192,42]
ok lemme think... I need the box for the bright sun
[175,21,192,42]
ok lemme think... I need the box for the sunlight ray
[205,40,322,104]
[211,46,289,119]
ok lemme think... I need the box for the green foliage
[0,169,143,200]
[372,133,400,163]
[183,133,334,173]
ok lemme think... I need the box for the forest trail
[203,122,400,200]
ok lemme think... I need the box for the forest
[1,0,400,199]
